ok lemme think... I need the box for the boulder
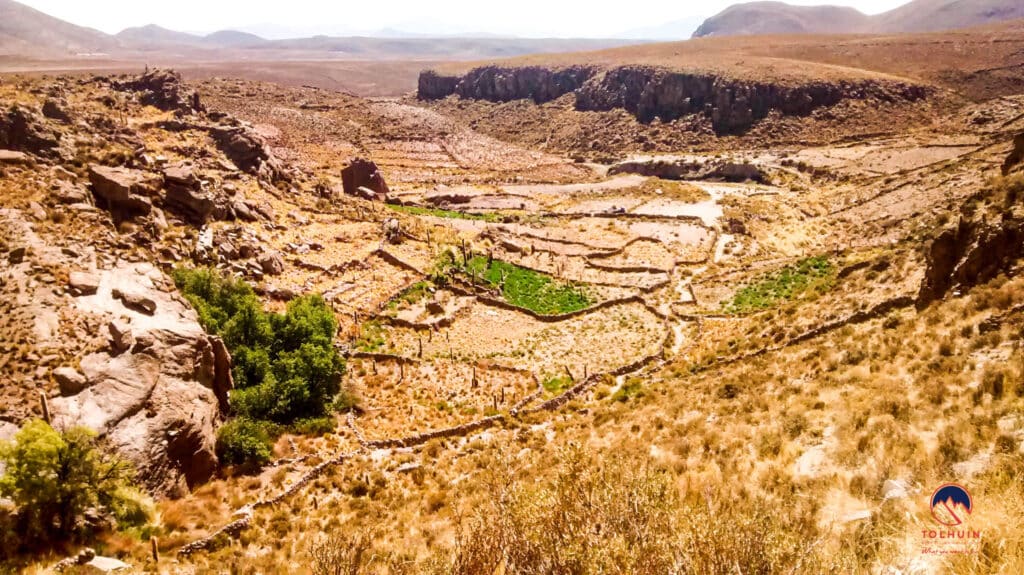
[342,158,390,198]
[165,185,215,224]
[68,271,101,295]
[882,479,909,500]
[258,251,285,276]
[0,106,61,156]
[112,288,157,315]
[53,366,88,396]
[0,150,32,165]
[232,200,258,222]
[210,126,286,182]
[52,180,90,204]
[83,555,131,573]
[42,99,72,123]
[163,164,200,187]
[87,164,161,218]
[108,320,134,353]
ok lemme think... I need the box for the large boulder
[341,157,390,199]
[87,165,161,218]
[210,125,287,183]
[163,165,214,224]
[0,106,61,156]
[50,263,229,494]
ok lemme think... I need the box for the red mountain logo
[930,483,973,526]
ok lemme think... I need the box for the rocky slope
[418,64,930,134]
[0,69,303,496]
[918,139,1024,307]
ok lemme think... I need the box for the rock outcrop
[210,125,287,183]
[0,106,62,157]
[577,67,930,134]
[115,69,203,115]
[419,65,597,103]
[609,157,769,183]
[88,164,161,218]
[417,64,931,134]
[1003,132,1024,176]
[342,157,390,199]
[0,208,227,495]
[918,178,1024,308]
[163,165,215,224]
[49,262,228,493]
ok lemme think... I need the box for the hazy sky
[19,0,914,37]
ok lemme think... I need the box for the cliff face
[417,65,930,134]
[918,155,1024,308]
[419,66,597,104]
[577,66,930,133]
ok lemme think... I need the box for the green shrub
[215,418,273,467]
[612,378,645,402]
[173,268,348,424]
[542,375,573,394]
[0,420,148,551]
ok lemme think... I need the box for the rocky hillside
[693,0,1024,38]
[693,1,871,37]
[418,64,930,135]
[0,69,305,498]
[0,0,116,57]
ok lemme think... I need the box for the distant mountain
[693,0,1024,38]
[0,0,645,62]
[872,0,1024,33]
[693,2,871,37]
[263,36,648,60]
[203,30,266,47]
[0,0,116,56]
[116,24,204,49]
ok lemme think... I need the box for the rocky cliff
[418,65,930,134]
[918,142,1024,308]
[419,65,597,104]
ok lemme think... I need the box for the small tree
[0,420,148,551]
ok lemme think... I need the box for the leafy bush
[0,420,149,553]
[173,268,347,424]
[215,418,273,467]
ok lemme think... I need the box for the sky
[18,0,914,38]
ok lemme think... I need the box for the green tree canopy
[0,420,149,552]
